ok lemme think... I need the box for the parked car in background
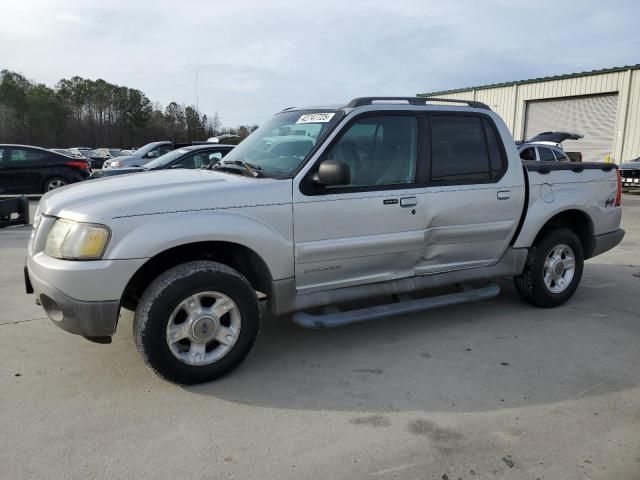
[120,149,135,156]
[517,132,583,162]
[90,144,234,179]
[207,134,242,145]
[620,156,640,191]
[86,148,113,169]
[108,148,122,158]
[518,143,571,162]
[69,147,93,158]
[0,144,90,193]
[102,141,179,169]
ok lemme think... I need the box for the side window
[9,148,46,164]
[208,151,224,164]
[323,115,417,187]
[430,115,490,181]
[553,150,569,161]
[482,118,506,178]
[174,153,198,169]
[538,147,556,162]
[519,147,536,161]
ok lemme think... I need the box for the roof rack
[345,97,491,110]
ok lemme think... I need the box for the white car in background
[517,132,583,162]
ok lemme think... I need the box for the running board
[292,283,501,329]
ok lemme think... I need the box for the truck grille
[621,169,640,187]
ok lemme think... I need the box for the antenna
[195,70,199,141]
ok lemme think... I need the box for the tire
[514,228,584,308]
[43,177,69,192]
[133,260,260,384]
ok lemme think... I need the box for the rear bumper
[589,229,625,258]
[26,264,120,337]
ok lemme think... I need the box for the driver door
[292,113,427,294]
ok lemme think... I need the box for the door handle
[497,190,511,200]
[400,197,417,207]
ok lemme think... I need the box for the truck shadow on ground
[183,262,640,413]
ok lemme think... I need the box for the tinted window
[323,115,417,187]
[519,147,536,161]
[482,118,506,178]
[154,145,173,156]
[9,148,47,163]
[175,151,224,169]
[430,116,490,181]
[538,147,556,162]
[553,150,569,161]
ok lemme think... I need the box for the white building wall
[426,67,640,163]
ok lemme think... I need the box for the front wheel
[134,261,260,384]
[514,228,584,308]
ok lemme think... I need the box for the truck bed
[513,161,622,253]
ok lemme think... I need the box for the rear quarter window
[430,115,504,182]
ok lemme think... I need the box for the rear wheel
[43,177,68,192]
[133,261,260,384]
[514,228,584,308]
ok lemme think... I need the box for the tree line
[0,69,257,148]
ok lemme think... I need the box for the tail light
[615,169,622,207]
[65,161,90,170]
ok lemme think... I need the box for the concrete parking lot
[1,197,639,480]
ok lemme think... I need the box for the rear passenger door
[417,113,524,274]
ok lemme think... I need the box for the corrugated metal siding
[425,68,640,163]
[524,94,618,162]
[622,69,640,160]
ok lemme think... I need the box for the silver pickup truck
[25,97,624,384]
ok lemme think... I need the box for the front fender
[104,206,294,280]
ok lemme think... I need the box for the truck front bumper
[589,228,625,258]
[25,253,146,337]
[26,264,120,337]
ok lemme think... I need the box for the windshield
[144,148,191,169]
[220,110,342,177]
[135,142,162,157]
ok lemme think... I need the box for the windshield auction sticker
[296,113,335,124]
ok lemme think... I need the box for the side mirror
[314,160,350,186]
[147,151,159,158]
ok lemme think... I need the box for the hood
[39,169,292,223]
[105,155,142,167]
[620,160,640,170]
[90,166,144,178]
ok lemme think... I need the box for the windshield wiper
[213,160,264,178]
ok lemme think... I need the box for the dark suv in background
[0,145,91,193]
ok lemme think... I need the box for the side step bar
[292,283,500,329]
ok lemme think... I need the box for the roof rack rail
[345,97,491,110]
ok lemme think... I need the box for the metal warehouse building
[419,65,640,164]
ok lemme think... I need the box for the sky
[1,0,639,126]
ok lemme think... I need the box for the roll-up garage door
[524,94,618,162]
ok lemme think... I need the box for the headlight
[110,160,121,168]
[45,219,111,260]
